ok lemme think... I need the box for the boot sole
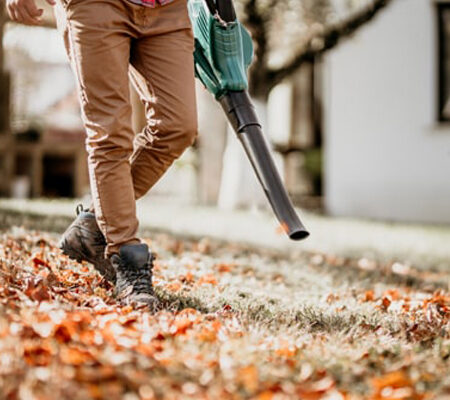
[59,239,116,283]
[59,239,85,264]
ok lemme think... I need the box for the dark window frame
[438,3,450,122]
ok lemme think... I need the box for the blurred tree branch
[242,0,393,99]
[1,0,393,101]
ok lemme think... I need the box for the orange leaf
[23,341,53,366]
[197,274,218,286]
[256,390,275,400]
[88,384,102,399]
[135,343,156,357]
[165,282,182,292]
[54,322,77,343]
[238,365,259,393]
[363,290,375,302]
[197,327,217,342]
[384,289,401,301]
[215,263,235,273]
[171,317,193,335]
[371,371,411,390]
[274,340,296,358]
[60,346,94,366]
[180,271,195,284]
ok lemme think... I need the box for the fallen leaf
[165,282,182,292]
[23,341,53,366]
[238,365,259,393]
[60,346,95,366]
[197,274,218,286]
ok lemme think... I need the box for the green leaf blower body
[188,0,253,97]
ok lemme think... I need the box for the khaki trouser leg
[56,0,141,256]
[55,0,197,256]
[128,18,197,199]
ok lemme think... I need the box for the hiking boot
[59,204,116,283]
[111,243,159,309]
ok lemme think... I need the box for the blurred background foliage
[233,0,390,98]
[0,0,392,213]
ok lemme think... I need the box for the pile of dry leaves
[0,229,448,399]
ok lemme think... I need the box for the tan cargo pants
[55,0,198,256]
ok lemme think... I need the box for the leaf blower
[188,0,309,240]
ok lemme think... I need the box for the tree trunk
[0,7,13,196]
[0,6,8,133]
[196,84,228,205]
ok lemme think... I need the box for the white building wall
[324,0,450,223]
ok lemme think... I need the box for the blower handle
[215,0,236,22]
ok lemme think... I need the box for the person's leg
[57,0,196,298]
[128,0,198,199]
[56,0,158,307]
[55,0,140,257]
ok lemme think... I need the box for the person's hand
[6,0,56,25]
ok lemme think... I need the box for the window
[438,3,450,121]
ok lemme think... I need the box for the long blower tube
[206,0,309,240]
[219,91,309,240]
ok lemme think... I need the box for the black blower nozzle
[219,91,309,241]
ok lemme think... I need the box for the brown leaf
[75,365,117,383]
[23,341,53,366]
[32,257,51,270]
[215,263,235,274]
[179,271,195,284]
[54,321,77,343]
[380,297,391,311]
[60,346,95,366]
[24,277,51,302]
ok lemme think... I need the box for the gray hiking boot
[59,205,116,283]
[111,243,159,309]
